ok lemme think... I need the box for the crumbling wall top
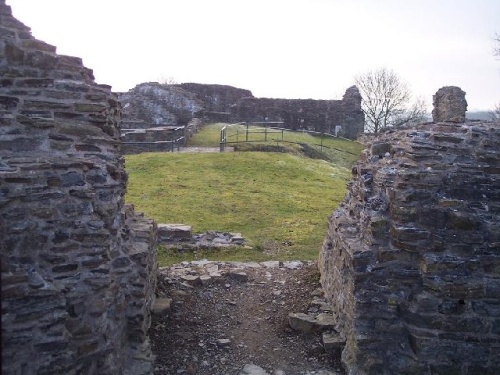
[432,85,467,123]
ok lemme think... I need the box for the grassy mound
[188,123,363,168]
[126,123,363,265]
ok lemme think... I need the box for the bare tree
[355,68,427,133]
[159,76,177,85]
[494,33,500,57]
[491,102,500,124]
[492,34,500,123]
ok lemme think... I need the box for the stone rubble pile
[158,259,311,286]
[152,259,342,374]
[156,259,345,365]
[157,224,246,249]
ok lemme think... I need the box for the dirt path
[150,261,343,375]
[179,147,234,153]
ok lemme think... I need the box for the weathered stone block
[322,332,346,352]
[288,313,319,333]
[52,264,78,273]
[157,223,192,242]
[112,256,131,269]
[151,298,172,315]
[60,171,85,187]
[371,142,391,156]
[73,102,107,112]
[25,50,57,70]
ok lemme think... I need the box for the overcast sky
[6,0,500,111]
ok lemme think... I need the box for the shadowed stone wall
[319,117,500,374]
[1,2,157,374]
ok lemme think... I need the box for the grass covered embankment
[125,124,363,265]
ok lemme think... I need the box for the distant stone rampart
[119,83,365,151]
[176,82,253,121]
[232,86,364,139]
[119,82,203,127]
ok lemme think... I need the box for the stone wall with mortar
[1,2,157,374]
[319,119,500,374]
[232,86,364,139]
[119,82,204,127]
[175,82,253,121]
[120,83,364,148]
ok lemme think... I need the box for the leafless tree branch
[491,102,500,124]
[355,68,423,133]
[494,33,500,57]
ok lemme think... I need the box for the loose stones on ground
[156,259,342,374]
[157,224,246,249]
[159,259,312,287]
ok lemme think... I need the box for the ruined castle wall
[432,86,468,123]
[119,82,204,127]
[319,121,500,374]
[120,83,364,150]
[232,86,364,139]
[176,82,253,120]
[341,86,365,139]
[118,83,205,154]
[232,97,343,131]
[1,3,157,374]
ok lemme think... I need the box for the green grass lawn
[126,124,363,265]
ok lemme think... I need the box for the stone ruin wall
[119,83,364,154]
[177,83,364,139]
[118,83,205,154]
[319,88,500,374]
[432,86,468,123]
[119,82,204,127]
[175,82,253,122]
[1,3,157,374]
[232,86,364,139]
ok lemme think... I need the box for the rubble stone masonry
[119,83,365,146]
[319,118,500,374]
[432,86,468,123]
[232,86,364,139]
[0,2,157,374]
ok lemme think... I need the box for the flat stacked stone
[319,117,500,373]
[432,86,467,123]
[0,2,157,374]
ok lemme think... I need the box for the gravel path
[150,260,343,375]
[179,147,234,153]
